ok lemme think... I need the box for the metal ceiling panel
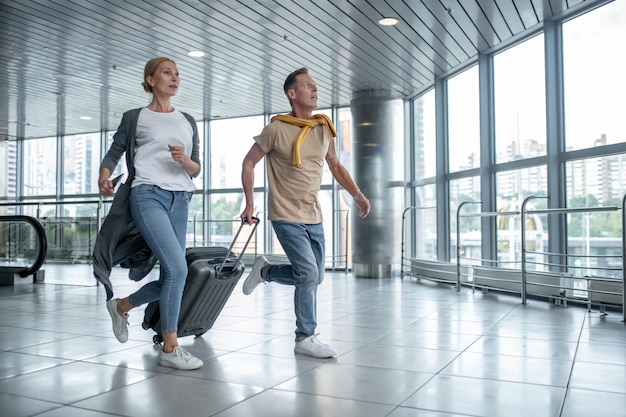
[0,0,607,140]
[514,0,542,28]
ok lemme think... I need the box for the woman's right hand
[98,169,114,196]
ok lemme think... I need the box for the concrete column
[350,90,404,278]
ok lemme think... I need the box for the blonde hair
[142,57,175,93]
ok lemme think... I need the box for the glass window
[188,191,204,228]
[105,130,128,180]
[565,156,624,294]
[333,189,352,269]
[210,116,265,189]
[448,66,479,172]
[335,107,354,268]
[563,1,626,151]
[64,132,101,195]
[23,137,56,196]
[334,108,353,186]
[566,156,626,207]
[193,121,204,190]
[319,189,334,268]
[414,89,436,179]
[495,167,548,267]
[195,192,266,255]
[39,200,100,262]
[449,177,481,262]
[0,140,17,203]
[317,108,334,185]
[409,184,437,260]
[494,35,546,163]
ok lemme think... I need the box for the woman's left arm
[179,112,202,177]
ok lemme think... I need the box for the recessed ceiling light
[187,50,205,57]
[378,17,398,26]
[80,116,92,120]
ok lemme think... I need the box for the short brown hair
[283,67,308,100]
[142,57,175,93]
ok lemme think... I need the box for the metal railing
[0,199,111,263]
[521,195,624,318]
[402,195,626,320]
[400,205,436,278]
[1,198,353,273]
[191,214,260,258]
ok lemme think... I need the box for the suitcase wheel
[153,334,163,345]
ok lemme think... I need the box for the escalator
[0,216,47,285]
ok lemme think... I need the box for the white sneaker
[294,335,338,358]
[106,298,129,343]
[159,346,203,370]
[242,256,270,295]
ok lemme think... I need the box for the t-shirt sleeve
[253,123,275,154]
[326,133,338,160]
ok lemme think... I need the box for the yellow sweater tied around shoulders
[271,114,337,167]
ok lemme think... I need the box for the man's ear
[287,88,296,100]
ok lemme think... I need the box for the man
[240,68,370,358]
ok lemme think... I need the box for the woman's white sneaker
[106,298,129,343]
[159,346,203,370]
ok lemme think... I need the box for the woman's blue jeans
[128,184,189,334]
[267,221,325,341]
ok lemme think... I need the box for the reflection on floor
[1,264,625,417]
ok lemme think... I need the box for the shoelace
[119,315,129,333]
[174,346,193,360]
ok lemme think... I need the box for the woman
[98,57,202,370]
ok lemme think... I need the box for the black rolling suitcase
[142,218,259,344]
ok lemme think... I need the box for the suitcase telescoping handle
[216,216,260,273]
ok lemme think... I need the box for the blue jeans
[267,221,325,341]
[128,184,190,334]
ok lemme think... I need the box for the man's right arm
[240,143,266,224]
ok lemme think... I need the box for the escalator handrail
[0,215,48,277]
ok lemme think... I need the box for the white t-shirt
[132,107,196,192]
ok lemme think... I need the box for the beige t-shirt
[254,120,337,223]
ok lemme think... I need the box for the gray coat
[92,108,200,300]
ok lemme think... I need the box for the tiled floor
[1,264,626,417]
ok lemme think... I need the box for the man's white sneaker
[159,346,203,370]
[242,256,270,295]
[294,335,338,358]
[106,298,129,343]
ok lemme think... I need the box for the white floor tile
[0,264,624,416]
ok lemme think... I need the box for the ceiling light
[80,116,92,120]
[187,50,205,57]
[378,17,398,26]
